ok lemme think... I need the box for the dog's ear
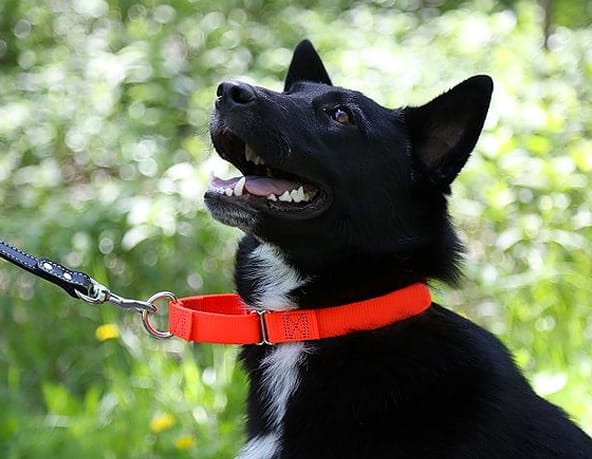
[404,75,493,189]
[284,39,332,92]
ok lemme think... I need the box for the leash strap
[0,239,94,299]
[168,283,432,345]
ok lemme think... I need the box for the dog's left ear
[284,39,332,92]
[404,75,493,189]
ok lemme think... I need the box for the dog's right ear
[404,75,493,190]
[284,39,332,92]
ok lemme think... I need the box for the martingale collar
[168,283,432,345]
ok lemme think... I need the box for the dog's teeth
[297,186,306,202]
[266,187,310,203]
[291,189,302,203]
[304,189,318,202]
[245,144,254,163]
[234,177,245,196]
[245,144,266,165]
[278,191,292,202]
[225,188,233,196]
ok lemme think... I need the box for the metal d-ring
[141,291,176,339]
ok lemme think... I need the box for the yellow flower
[174,435,195,450]
[95,323,120,341]
[150,412,175,433]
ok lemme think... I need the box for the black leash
[0,238,94,299]
[0,238,173,338]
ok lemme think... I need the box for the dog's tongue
[245,176,304,196]
[210,175,302,196]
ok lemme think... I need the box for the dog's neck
[234,237,429,312]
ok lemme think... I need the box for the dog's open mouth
[207,130,329,218]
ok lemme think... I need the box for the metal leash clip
[76,278,174,339]
[0,238,175,340]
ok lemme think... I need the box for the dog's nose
[216,81,256,109]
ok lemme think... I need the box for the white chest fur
[247,243,307,311]
[236,244,308,459]
[237,343,306,459]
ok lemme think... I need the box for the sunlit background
[1,1,591,457]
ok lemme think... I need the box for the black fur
[205,40,592,458]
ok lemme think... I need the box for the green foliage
[0,1,590,457]
[546,0,592,30]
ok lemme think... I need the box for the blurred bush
[0,1,590,457]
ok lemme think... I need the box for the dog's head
[205,40,492,282]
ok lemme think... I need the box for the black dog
[205,40,592,459]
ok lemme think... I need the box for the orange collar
[168,283,431,345]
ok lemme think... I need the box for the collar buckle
[252,310,274,346]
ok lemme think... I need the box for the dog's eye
[328,107,352,125]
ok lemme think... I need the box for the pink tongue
[244,176,303,196]
[210,175,303,196]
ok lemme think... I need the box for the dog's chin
[204,192,258,233]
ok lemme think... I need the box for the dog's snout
[216,81,256,109]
